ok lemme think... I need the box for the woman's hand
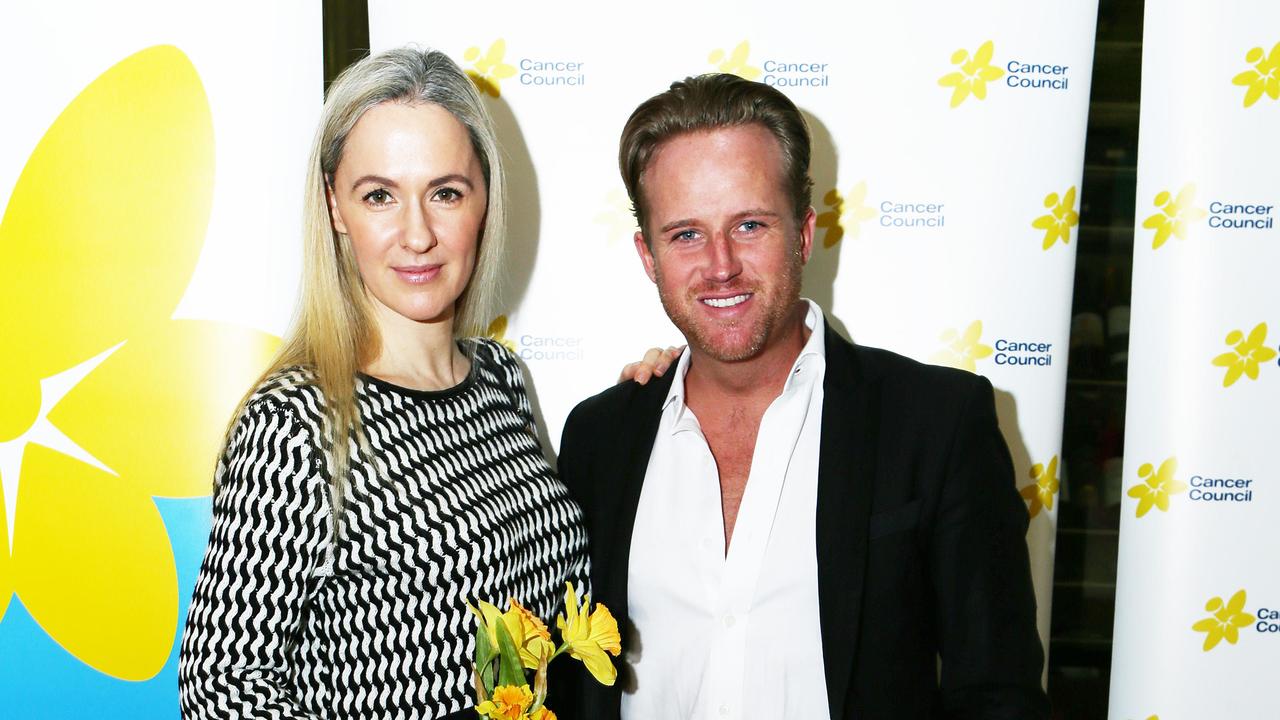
[618,346,684,385]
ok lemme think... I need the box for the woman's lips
[393,264,441,284]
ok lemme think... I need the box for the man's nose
[401,200,437,253]
[704,233,743,282]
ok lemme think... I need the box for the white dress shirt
[622,300,830,720]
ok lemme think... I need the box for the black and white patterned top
[178,339,587,720]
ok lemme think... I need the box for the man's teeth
[703,294,750,308]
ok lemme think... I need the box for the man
[558,74,1048,719]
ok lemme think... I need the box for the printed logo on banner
[816,182,876,247]
[594,189,637,242]
[0,46,279,680]
[464,40,516,97]
[708,41,762,80]
[938,40,1074,108]
[1127,457,1187,517]
[932,322,1057,371]
[1031,186,1079,250]
[487,315,583,362]
[1211,322,1277,387]
[930,321,993,372]
[708,41,830,88]
[465,39,587,94]
[1020,455,1060,518]
[486,316,517,353]
[1192,589,1255,652]
[1141,183,1209,249]
[1231,41,1280,108]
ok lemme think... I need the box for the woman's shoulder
[237,366,327,431]
[465,336,519,369]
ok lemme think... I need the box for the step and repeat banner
[1109,2,1280,719]
[0,1,317,717]
[368,0,1099,668]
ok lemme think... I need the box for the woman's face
[327,101,486,329]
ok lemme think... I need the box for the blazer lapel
[816,325,878,720]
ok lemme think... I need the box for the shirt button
[719,704,730,716]
[722,614,736,628]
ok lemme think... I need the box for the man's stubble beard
[654,244,805,364]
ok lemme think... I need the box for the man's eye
[739,220,763,232]
[363,188,392,205]
[673,230,698,242]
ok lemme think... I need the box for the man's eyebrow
[659,218,696,233]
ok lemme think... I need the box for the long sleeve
[932,376,1049,719]
[178,399,331,719]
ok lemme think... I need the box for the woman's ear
[326,176,349,235]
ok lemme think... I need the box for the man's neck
[684,301,812,408]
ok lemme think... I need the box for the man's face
[634,124,815,363]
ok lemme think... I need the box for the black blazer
[555,323,1049,720]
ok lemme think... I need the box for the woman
[178,48,669,719]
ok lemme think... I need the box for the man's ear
[634,231,658,283]
[798,206,816,265]
[326,178,349,235]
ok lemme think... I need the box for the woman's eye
[363,188,392,205]
[435,187,463,202]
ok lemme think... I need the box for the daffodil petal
[13,443,177,679]
[0,46,213,394]
[45,320,279,498]
[0,474,10,622]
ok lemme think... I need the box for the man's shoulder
[833,334,990,402]
[565,373,672,431]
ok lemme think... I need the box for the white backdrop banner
[1109,2,1280,719]
[369,0,1100,670]
[0,2,317,716]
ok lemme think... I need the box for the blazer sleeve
[177,399,330,719]
[932,376,1050,719]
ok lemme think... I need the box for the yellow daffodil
[1192,589,1255,652]
[1021,456,1060,519]
[530,707,557,720]
[1032,187,1079,250]
[816,183,877,248]
[1211,322,1277,388]
[472,598,555,669]
[938,41,1004,108]
[475,684,534,720]
[556,583,622,686]
[1142,184,1208,249]
[929,321,993,373]
[486,316,517,354]
[0,45,277,680]
[464,40,516,98]
[1231,42,1280,108]
[1126,457,1187,518]
[708,41,762,81]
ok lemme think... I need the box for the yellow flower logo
[816,183,876,248]
[0,46,277,679]
[1020,455,1060,519]
[465,40,517,98]
[938,41,1004,108]
[1211,322,1277,387]
[708,41,762,81]
[1031,186,1079,250]
[487,316,518,353]
[592,188,636,242]
[1192,589,1255,652]
[1231,42,1280,108]
[1141,183,1209,250]
[929,321,993,373]
[1126,457,1187,518]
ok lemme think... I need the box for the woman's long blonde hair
[224,47,507,512]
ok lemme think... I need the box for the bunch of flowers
[470,583,621,720]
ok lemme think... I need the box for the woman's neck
[362,301,469,391]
